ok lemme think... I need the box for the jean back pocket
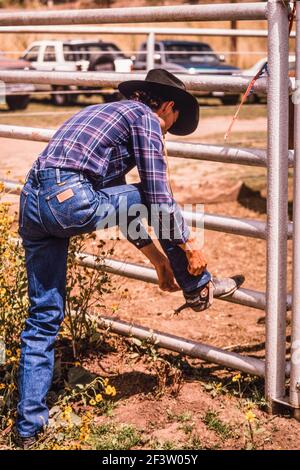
[45,182,96,229]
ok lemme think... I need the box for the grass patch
[202,410,232,440]
[204,131,267,148]
[0,96,101,129]
[0,97,267,130]
[88,423,142,450]
[151,439,179,450]
[200,102,267,120]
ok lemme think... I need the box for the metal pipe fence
[0,1,297,417]
[0,70,270,93]
[290,0,300,419]
[0,124,279,167]
[1,175,280,240]
[0,4,267,26]
[0,26,281,37]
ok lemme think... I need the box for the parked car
[238,55,296,103]
[133,40,241,105]
[0,55,34,110]
[20,40,133,105]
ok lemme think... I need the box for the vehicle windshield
[164,43,220,65]
[63,43,122,61]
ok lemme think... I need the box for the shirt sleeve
[130,112,190,245]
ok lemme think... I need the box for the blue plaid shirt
[35,100,189,245]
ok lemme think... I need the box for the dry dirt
[0,113,299,450]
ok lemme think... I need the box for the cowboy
[15,69,244,447]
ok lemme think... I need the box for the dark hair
[129,90,163,111]
[129,89,178,112]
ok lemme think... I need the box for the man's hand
[179,238,207,276]
[140,243,179,292]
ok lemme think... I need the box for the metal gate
[0,1,298,418]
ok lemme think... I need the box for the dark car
[0,56,34,110]
[133,40,241,105]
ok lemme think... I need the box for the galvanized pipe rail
[0,4,267,27]
[290,0,300,420]
[96,315,267,377]
[75,251,291,312]
[0,124,295,168]
[0,25,292,38]
[0,124,272,166]
[2,177,288,241]
[265,0,290,409]
[0,70,269,94]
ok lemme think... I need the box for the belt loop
[24,169,31,183]
[55,168,61,184]
[34,168,39,185]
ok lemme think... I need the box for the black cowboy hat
[118,69,199,136]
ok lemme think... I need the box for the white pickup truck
[20,40,133,106]
[0,55,34,110]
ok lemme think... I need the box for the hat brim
[118,80,199,136]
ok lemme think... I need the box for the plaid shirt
[35,100,189,245]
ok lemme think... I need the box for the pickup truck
[133,40,241,105]
[20,40,133,106]
[0,55,34,110]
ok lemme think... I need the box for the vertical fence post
[146,31,155,71]
[290,0,300,420]
[265,0,289,410]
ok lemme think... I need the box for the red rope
[224,0,296,142]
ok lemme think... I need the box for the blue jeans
[17,167,210,437]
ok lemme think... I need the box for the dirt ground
[0,99,299,450]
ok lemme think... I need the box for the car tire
[102,91,122,103]
[89,58,117,102]
[51,86,78,106]
[246,93,259,105]
[6,95,30,110]
[220,95,240,106]
[88,55,115,73]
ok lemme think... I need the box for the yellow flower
[79,432,90,442]
[245,410,256,423]
[9,356,17,362]
[72,443,82,450]
[89,399,96,406]
[6,418,13,427]
[103,378,109,386]
[105,385,116,397]
[232,373,241,383]
[74,362,81,367]
[95,393,103,403]
[6,350,12,357]
[0,384,5,390]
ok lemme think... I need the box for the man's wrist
[179,237,198,252]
